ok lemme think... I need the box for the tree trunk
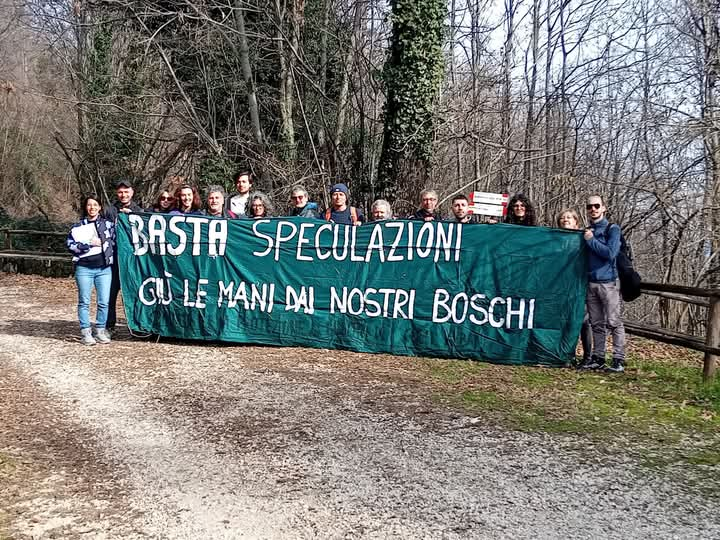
[334,1,365,157]
[523,0,540,200]
[703,1,720,288]
[316,0,331,151]
[233,0,263,146]
[377,0,445,200]
[544,0,555,201]
[498,0,515,191]
[277,0,305,161]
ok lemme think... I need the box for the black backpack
[612,224,642,301]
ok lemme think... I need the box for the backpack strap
[325,207,359,224]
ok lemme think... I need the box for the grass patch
[425,359,488,385]
[418,353,720,471]
[460,390,500,407]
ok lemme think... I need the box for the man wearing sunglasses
[288,185,321,219]
[580,195,626,373]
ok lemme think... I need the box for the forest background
[0,0,718,335]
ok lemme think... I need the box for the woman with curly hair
[505,193,537,226]
[247,191,274,218]
[171,184,204,215]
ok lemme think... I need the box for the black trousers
[106,261,121,329]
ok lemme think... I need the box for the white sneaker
[95,328,111,344]
[80,327,96,346]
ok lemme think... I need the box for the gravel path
[1,275,718,539]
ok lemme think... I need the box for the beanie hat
[330,183,349,197]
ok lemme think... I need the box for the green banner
[117,213,587,366]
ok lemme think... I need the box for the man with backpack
[289,185,321,219]
[580,195,627,373]
[324,183,363,225]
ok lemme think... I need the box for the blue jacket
[586,217,620,283]
[290,202,321,219]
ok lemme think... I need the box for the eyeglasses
[292,195,306,200]
[160,196,172,201]
[586,203,601,210]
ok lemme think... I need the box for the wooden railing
[0,228,67,252]
[627,282,720,381]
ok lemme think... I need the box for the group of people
[141,170,486,226]
[127,168,543,229]
[65,172,626,374]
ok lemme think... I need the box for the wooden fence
[0,228,67,251]
[627,282,719,381]
[2,228,719,379]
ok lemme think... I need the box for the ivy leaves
[380,0,445,184]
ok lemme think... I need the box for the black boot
[606,358,625,373]
[579,355,602,370]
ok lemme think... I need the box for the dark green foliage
[0,207,10,229]
[79,20,152,197]
[198,155,238,194]
[378,0,445,198]
[70,0,379,204]
[85,23,113,99]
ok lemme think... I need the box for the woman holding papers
[66,194,116,345]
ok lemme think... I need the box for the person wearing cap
[225,168,254,217]
[103,179,143,221]
[410,189,443,221]
[104,179,142,332]
[323,183,364,226]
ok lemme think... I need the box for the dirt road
[1,274,718,539]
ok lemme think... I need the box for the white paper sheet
[71,223,102,257]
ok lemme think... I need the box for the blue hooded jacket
[586,217,620,283]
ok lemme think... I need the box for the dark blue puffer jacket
[586,217,620,283]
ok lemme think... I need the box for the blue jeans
[75,265,112,330]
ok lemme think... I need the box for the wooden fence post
[3,230,11,250]
[703,297,720,381]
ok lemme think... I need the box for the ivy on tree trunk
[377,0,445,200]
